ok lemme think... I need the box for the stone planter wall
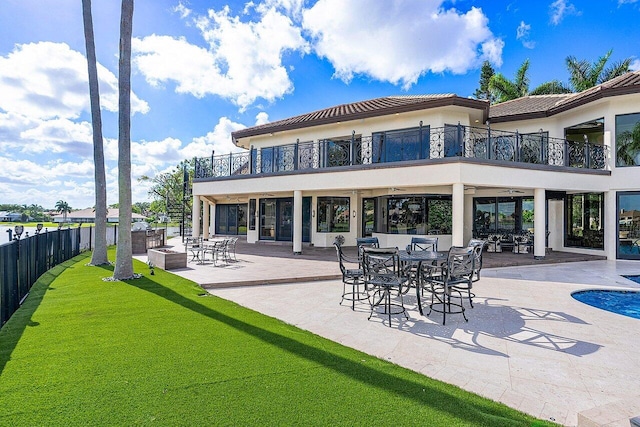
[147,248,187,270]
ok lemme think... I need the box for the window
[317,197,350,233]
[616,113,640,167]
[443,124,463,157]
[249,199,256,230]
[617,191,640,259]
[372,126,430,163]
[261,147,274,173]
[386,196,451,234]
[565,193,604,249]
[215,204,247,235]
[472,197,531,237]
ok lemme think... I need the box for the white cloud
[618,0,639,5]
[19,119,93,155]
[181,116,246,158]
[302,0,503,89]
[0,41,149,120]
[630,59,640,71]
[255,112,270,125]
[549,0,579,25]
[133,5,308,111]
[516,21,536,49]
[173,2,191,19]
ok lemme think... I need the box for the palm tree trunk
[82,0,109,266]
[113,0,134,280]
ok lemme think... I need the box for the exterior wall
[236,106,482,150]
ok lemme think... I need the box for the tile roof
[231,94,489,141]
[489,71,640,122]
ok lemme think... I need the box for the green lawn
[0,251,554,426]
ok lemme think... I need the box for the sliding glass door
[617,191,640,259]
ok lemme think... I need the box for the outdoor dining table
[398,249,447,316]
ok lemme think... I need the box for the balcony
[194,125,608,180]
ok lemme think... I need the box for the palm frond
[530,80,572,95]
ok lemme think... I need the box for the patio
[135,238,639,426]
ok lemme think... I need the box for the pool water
[572,285,640,320]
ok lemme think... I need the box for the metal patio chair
[361,247,408,326]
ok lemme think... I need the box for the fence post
[249,145,254,174]
[295,139,299,170]
[210,150,214,177]
[457,122,463,156]
[584,135,591,168]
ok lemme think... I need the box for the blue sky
[1,0,639,209]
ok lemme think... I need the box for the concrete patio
[136,237,640,426]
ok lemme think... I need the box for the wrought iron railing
[194,125,608,180]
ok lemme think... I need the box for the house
[0,211,23,222]
[191,71,640,261]
[52,208,147,224]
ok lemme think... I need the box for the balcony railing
[194,125,608,180]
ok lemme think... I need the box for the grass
[0,250,555,426]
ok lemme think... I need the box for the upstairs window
[616,113,640,167]
[372,126,430,163]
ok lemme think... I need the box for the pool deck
[136,238,640,426]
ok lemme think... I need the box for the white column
[202,200,210,240]
[534,188,546,258]
[452,183,464,247]
[603,131,612,171]
[192,195,201,238]
[605,190,617,260]
[293,190,303,254]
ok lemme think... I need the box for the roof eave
[232,96,489,144]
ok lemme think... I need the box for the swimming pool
[572,282,640,320]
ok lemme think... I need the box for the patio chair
[185,237,205,263]
[486,234,502,252]
[333,240,367,310]
[403,237,439,294]
[356,236,379,259]
[225,237,239,262]
[361,247,408,326]
[207,239,227,266]
[409,236,438,252]
[513,233,530,254]
[467,239,486,284]
[423,246,474,325]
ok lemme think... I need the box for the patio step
[577,395,640,427]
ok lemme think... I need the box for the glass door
[302,197,311,242]
[276,198,293,241]
[362,198,376,237]
[617,191,640,259]
[260,199,276,240]
[497,199,517,234]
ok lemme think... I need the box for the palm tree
[82,0,109,266]
[113,0,135,280]
[566,50,631,92]
[489,59,571,103]
[55,200,72,223]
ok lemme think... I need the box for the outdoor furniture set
[485,232,532,254]
[334,236,486,326]
[184,236,238,266]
